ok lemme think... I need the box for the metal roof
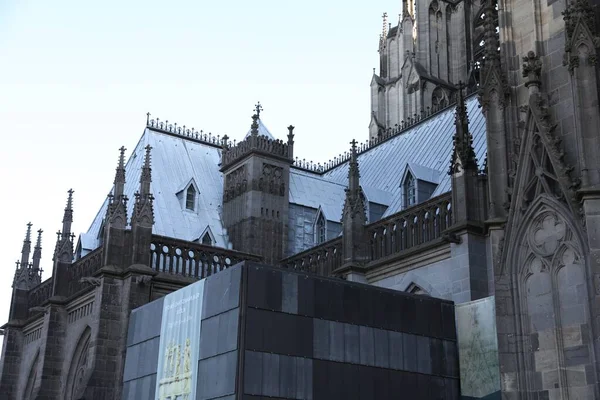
[81,128,229,251]
[320,96,486,217]
[80,96,486,251]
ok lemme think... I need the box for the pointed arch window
[404,173,416,207]
[186,185,196,210]
[317,214,326,244]
[201,232,212,246]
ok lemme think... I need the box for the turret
[221,103,292,264]
[19,222,32,268]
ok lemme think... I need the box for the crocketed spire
[132,145,155,227]
[105,147,128,229]
[449,82,478,174]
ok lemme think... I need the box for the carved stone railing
[280,237,342,276]
[67,247,104,296]
[28,278,53,309]
[149,235,262,279]
[279,193,452,277]
[367,193,452,261]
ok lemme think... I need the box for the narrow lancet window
[404,173,416,207]
[186,185,196,210]
[317,214,326,244]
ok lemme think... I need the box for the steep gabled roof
[79,96,486,255]
[81,127,229,251]
[320,96,486,217]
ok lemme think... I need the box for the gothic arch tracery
[65,327,92,400]
[23,350,40,400]
[509,197,592,395]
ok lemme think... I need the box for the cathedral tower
[369,0,485,140]
[221,104,294,264]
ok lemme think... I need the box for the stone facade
[3,0,600,397]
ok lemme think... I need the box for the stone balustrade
[149,235,262,279]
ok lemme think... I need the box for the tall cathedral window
[186,185,196,210]
[316,214,326,244]
[404,173,416,207]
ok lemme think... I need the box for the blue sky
[0,0,401,346]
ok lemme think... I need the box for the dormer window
[317,213,326,244]
[186,185,196,210]
[201,232,212,246]
[404,173,416,207]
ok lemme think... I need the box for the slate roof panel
[81,96,486,252]
[83,129,228,250]
[318,96,486,217]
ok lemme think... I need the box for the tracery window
[66,328,91,400]
[186,185,196,210]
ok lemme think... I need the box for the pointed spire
[62,189,74,238]
[105,147,128,229]
[114,146,126,199]
[32,229,42,272]
[449,82,478,174]
[54,190,74,263]
[20,222,33,267]
[140,145,152,197]
[348,139,360,194]
[132,145,155,228]
[250,114,259,136]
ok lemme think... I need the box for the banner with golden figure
[154,279,206,400]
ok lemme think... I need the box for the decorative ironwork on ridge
[291,91,478,175]
[146,112,227,148]
[148,90,476,176]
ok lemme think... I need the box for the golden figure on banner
[157,338,192,400]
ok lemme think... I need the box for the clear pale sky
[0,0,401,350]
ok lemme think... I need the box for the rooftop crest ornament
[254,102,263,118]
